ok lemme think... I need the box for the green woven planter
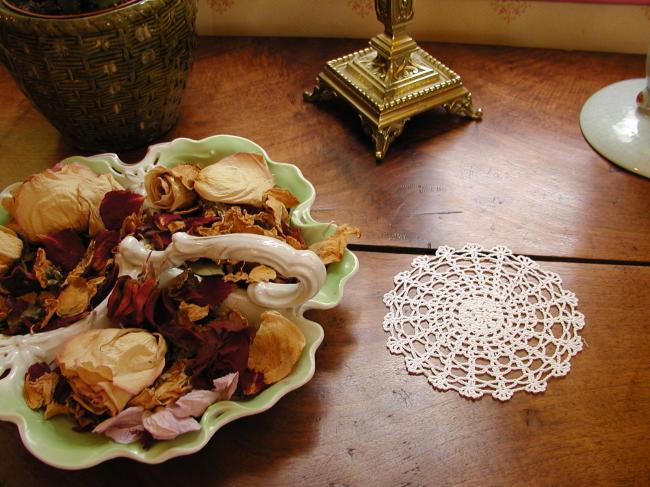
[0,0,197,152]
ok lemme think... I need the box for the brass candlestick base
[304,0,482,160]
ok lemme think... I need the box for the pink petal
[93,406,144,444]
[212,372,239,400]
[170,372,238,419]
[142,409,201,440]
[170,390,220,418]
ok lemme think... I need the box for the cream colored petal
[57,328,167,416]
[248,311,305,384]
[247,265,277,284]
[5,163,123,241]
[144,166,198,211]
[56,276,104,317]
[194,152,275,206]
[0,225,23,273]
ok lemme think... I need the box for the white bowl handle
[116,232,326,310]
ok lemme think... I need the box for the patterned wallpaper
[196,0,650,54]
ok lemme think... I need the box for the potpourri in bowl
[0,135,359,468]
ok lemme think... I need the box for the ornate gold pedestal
[304,0,482,160]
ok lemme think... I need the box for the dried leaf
[179,301,209,322]
[128,360,192,410]
[309,224,361,265]
[56,275,104,318]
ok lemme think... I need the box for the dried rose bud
[2,163,123,242]
[0,225,23,275]
[194,153,275,207]
[144,164,199,212]
[57,328,167,416]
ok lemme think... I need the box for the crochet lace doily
[382,244,585,401]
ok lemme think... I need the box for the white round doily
[382,244,585,401]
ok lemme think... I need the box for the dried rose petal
[107,276,157,327]
[178,275,234,308]
[40,229,86,273]
[240,369,265,396]
[93,406,145,444]
[41,311,89,332]
[1,163,123,242]
[0,264,39,295]
[144,165,200,212]
[153,212,183,230]
[142,409,201,440]
[57,328,167,416]
[99,191,145,231]
[0,226,23,276]
[194,153,275,206]
[91,230,120,273]
[247,311,305,385]
[27,362,51,380]
[169,372,238,418]
[309,224,361,265]
[184,215,219,233]
[145,230,172,250]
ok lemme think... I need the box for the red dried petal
[185,216,219,233]
[90,263,118,308]
[178,276,234,308]
[189,324,252,386]
[145,230,172,250]
[144,288,175,328]
[91,230,120,273]
[0,265,39,295]
[26,362,50,380]
[107,275,158,327]
[133,277,156,325]
[40,229,86,273]
[286,226,305,246]
[154,213,183,230]
[107,276,137,323]
[239,369,265,396]
[42,312,89,332]
[100,190,144,231]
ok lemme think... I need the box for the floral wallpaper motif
[196,0,647,54]
[348,0,374,18]
[206,0,236,15]
[491,0,530,23]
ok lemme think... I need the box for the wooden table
[0,38,648,486]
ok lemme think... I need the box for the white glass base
[580,78,650,179]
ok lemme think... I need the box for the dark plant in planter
[5,0,130,15]
[0,0,197,152]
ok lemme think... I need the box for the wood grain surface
[0,252,648,486]
[0,37,648,485]
[1,38,648,261]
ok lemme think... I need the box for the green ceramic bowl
[0,135,359,469]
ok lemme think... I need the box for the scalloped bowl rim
[0,134,359,469]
